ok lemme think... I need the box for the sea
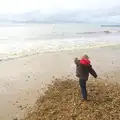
[0,23,120,60]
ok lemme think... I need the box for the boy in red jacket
[74,55,97,101]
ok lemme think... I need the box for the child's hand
[74,58,78,60]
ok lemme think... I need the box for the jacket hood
[80,58,91,66]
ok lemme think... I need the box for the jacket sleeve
[74,58,80,66]
[89,65,97,78]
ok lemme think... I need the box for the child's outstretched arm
[74,58,80,66]
[89,65,98,78]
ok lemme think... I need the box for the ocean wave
[76,30,120,35]
[103,30,120,33]
[0,39,120,61]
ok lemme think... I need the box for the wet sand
[0,46,120,120]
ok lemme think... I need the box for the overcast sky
[0,0,120,23]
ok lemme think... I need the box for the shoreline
[0,47,120,119]
[1,43,120,62]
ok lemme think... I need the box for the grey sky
[0,0,120,23]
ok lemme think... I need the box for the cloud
[0,0,120,23]
[42,6,120,23]
[0,0,120,13]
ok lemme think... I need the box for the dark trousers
[79,79,87,100]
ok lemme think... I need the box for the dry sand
[0,46,120,120]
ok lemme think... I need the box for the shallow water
[0,23,120,60]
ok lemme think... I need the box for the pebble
[8,101,12,103]
[18,105,23,110]
[24,106,27,109]
[28,76,30,78]
[13,117,18,120]
[105,83,108,86]
[26,92,29,95]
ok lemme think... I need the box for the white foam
[0,35,120,60]
[1,23,120,60]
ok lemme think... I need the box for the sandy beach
[0,46,120,120]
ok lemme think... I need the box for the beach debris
[20,89,23,91]
[18,105,24,110]
[8,100,12,103]
[28,76,30,79]
[13,117,18,120]
[26,92,29,95]
[13,117,24,120]
[18,105,22,108]
[24,78,120,120]
[23,105,27,109]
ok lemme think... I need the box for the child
[74,54,97,101]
